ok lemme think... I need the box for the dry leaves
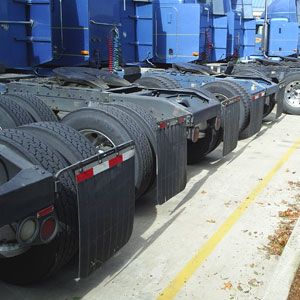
[288,181,300,188]
[222,281,233,290]
[265,204,300,256]
[288,266,300,300]
[206,219,216,224]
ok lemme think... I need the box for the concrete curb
[263,217,300,300]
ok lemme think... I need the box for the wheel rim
[80,129,116,153]
[284,81,300,108]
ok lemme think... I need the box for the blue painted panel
[268,18,299,56]
[263,0,297,22]
[228,0,256,58]
[135,3,153,62]
[51,0,88,66]
[152,3,202,63]
[0,0,52,69]
[242,19,256,57]
[211,16,228,61]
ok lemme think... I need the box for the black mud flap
[62,142,135,278]
[239,97,265,140]
[146,123,187,205]
[221,97,240,156]
[276,90,284,118]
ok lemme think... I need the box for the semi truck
[1,0,295,285]
[110,0,281,129]
[0,0,242,284]
[126,0,300,116]
[223,0,300,115]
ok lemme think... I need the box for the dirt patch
[288,266,300,300]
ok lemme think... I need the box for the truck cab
[254,0,299,58]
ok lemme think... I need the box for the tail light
[17,217,39,244]
[40,217,57,243]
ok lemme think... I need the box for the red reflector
[159,122,168,129]
[40,218,57,242]
[37,205,54,219]
[109,155,123,168]
[76,168,94,183]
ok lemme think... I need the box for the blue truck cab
[254,0,299,57]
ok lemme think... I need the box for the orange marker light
[192,52,199,57]
[80,50,89,56]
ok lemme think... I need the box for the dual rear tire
[0,123,97,285]
[0,93,57,129]
[62,104,156,199]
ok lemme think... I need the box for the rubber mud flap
[239,97,264,140]
[221,97,240,156]
[153,123,187,204]
[65,144,135,278]
[276,91,284,118]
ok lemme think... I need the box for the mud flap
[276,90,284,118]
[239,97,265,140]
[221,97,240,156]
[146,123,187,205]
[69,142,135,278]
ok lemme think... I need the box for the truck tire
[0,95,34,127]
[263,98,276,118]
[135,74,181,89]
[0,106,17,129]
[7,93,58,122]
[203,80,250,132]
[20,122,97,164]
[108,101,157,149]
[0,129,77,285]
[106,102,156,191]
[94,105,154,198]
[277,72,300,115]
[62,106,154,198]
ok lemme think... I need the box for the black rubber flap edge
[221,96,240,156]
[276,92,284,118]
[66,142,135,278]
[239,97,264,140]
[155,123,187,204]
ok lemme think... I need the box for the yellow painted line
[157,139,300,300]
